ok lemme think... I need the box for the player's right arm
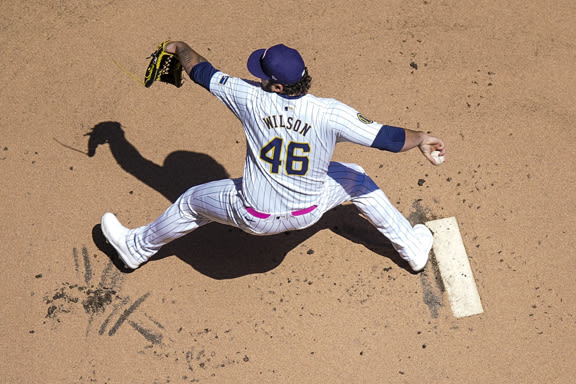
[328,99,445,165]
[400,129,445,163]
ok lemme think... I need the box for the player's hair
[281,68,312,96]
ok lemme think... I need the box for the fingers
[422,136,445,155]
[434,140,446,156]
[420,135,446,165]
[164,41,177,55]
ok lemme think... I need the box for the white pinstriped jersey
[208,71,391,213]
[120,61,431,270]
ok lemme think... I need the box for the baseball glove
[144,41,182,88]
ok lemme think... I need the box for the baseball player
[101,41,446,273]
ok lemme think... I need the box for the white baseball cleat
[408,224,434,272]
[101,212,141,270]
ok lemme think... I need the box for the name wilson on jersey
[262,115,312,136]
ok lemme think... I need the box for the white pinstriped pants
[126,162,422,265]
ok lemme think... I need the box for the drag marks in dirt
[101,292,163,345]
[419,257,445,319]
[40,240,446,382]
[73,246,92,285]
[41,246,254,382]
[43,246,163,345]
[408,200,446,318]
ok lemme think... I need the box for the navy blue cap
[247,44,306,85]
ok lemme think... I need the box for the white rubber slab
[425,217,484,318]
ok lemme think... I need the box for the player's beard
[260,80,274,92]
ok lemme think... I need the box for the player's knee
[348,163,366,175]
[330,162,366,176]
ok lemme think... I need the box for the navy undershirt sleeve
[370,125,406,152]
[189,61,219,91]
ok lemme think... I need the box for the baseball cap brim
[247,48,272,80]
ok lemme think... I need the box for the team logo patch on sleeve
[357,113,374,124]
[219,76,229,85]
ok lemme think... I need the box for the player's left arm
[164,41,207,75]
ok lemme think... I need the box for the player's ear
[271,83,284,93]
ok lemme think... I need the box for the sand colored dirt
[1,1,575,383]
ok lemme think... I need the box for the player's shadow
[87,121,405,279]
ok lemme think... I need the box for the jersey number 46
[260,137,310,176]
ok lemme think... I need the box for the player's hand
[419,135,445,165]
